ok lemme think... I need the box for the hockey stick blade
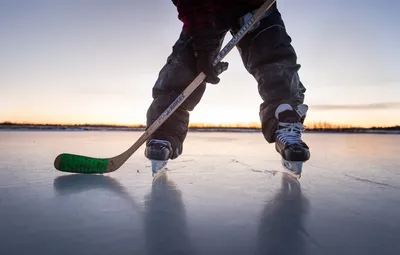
[54,0,276,174]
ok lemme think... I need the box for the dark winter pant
[146,4,306,159]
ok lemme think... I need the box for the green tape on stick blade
[59,154,108,174]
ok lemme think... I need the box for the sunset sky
[1,0,399,127]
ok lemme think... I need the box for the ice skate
[144,139,172,175]
[281,159,303,178]
[274,104,310,177]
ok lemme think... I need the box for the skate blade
[151,160,168,176]
[281,159,303,179]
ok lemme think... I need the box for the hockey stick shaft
[54,0,276,174]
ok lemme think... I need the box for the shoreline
[1,124,399,134]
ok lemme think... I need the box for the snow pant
[145,3,306,159]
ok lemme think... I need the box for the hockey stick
[54,0,276,174]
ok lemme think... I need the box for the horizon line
[1,121,399,129]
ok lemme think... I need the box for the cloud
[311,102,400,110]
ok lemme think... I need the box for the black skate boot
[145,139,173,175]
[274,104,310,176]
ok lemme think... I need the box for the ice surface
[1,131,400,255]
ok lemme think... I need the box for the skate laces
[276,122,305,145]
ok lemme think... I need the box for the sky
[1,0,399,127]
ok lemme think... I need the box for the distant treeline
[0,121,146,128]
[1,121,399,133]
[0,121,146,131]
[304,121,400,132]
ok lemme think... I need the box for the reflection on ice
[256,174,310,255]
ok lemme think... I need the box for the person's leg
[231,3,310,168]
[145,31,226,162]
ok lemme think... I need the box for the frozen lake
[1,131,400,255]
